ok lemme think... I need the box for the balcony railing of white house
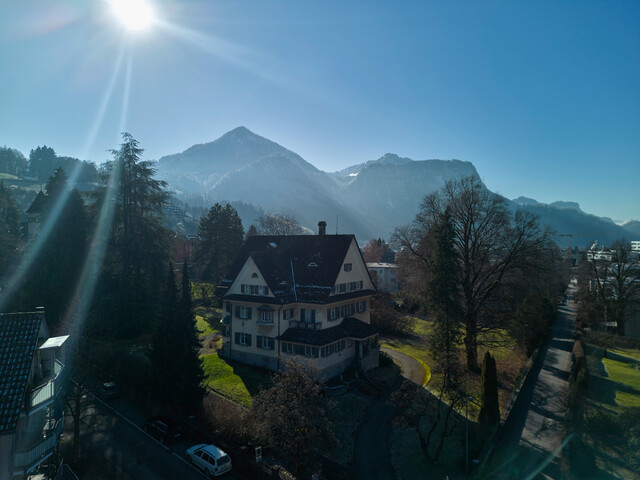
[288,320,322,330]
[27,360,65,412]
[13,417,64,470]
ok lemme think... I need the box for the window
[225,301,231,313]
[283,308,294,320]
[327,307,338,321]
[344,263,352,272]
[235,306,252,319]
[251,272,258,278]
[234,332,252,346]
[358,280,363,290]
[339,283,347,293]
[257,335,275,350]
[261,286,269,295]
[300,308,316,323]
[283,342,295,353]
[241,284,268,296]
[259,311,274,324]
[304,345,318,357]
[350,281,357,291]
[357,300,366,313]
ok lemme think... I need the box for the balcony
[26,360,66,413]
[289,320,322,330]
[13,416,64,472]
[256,319,275,326]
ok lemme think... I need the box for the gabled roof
[278,317,378,346]
[26,190,46,215]
[0,312,45,434]
[221,234,357,304]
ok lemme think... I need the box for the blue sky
[1,1,638,222]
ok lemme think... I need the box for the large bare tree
[589,238,640,336]
[393,175,550,371]
[256,212,304,235]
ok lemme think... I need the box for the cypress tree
[479,351,500,432]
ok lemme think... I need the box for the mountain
[155,127,637,247]
[623,220,640,237]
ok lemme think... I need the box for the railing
[256,319,275,326]
[13,417,64,470]
[289,321,322,330]
[27,360,65,411]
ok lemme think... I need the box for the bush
[370,295,414,337]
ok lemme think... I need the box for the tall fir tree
[478,351,500,432]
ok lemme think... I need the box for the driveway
[353,347,424,480]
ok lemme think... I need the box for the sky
[1,1,638,222]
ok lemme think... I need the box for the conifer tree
[479,351,500,432]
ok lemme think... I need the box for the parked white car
[186,443,232,477]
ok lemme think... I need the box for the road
[483,279,577,479]
[353,347,424,480]
[61,391,244,479]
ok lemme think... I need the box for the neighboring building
[173,235,197,265]
[218,221,379,379]
[26,191,47,241]
[0,312,68,480]
[366,262,399,293]
[631,240,640,253]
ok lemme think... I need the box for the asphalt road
[61,391,244,479]
[353,347,424,480]
[483,279,577,479]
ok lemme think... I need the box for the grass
[0,173,18,180]
[610,347,640,361]
[602,357,640,408]
[200,353,272,408]
[381,316,524,418]
[196,314,215,337]
[583,350,640,478]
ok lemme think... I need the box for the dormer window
[251,273,258,279]
[307,262,318,268]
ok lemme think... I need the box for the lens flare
[109,0,155,32]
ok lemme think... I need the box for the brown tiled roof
[0,312,44,433]
[277,317,378,346]
[221,234,360,304]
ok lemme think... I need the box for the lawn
[381,316,524,419]
[584,351,640,478]
[201,353,272,408]
[196,314,215,337]
[610,347,640,361]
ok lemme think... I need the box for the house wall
[333,239,376,293]
[226,256,276,299]
[0,433,15,480]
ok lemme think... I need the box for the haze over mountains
[155,127,638,247]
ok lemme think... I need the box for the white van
[186,443,232,477]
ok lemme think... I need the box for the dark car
[143,416,183,444]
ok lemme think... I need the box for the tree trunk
[464,315,479,372]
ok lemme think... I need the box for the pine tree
[479,351,500,432]
[178,260,205,411]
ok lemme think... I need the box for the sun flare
[109,0,155,32]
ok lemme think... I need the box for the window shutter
[235,332,240,344]
[269,338,275,350]
[311,309,315,321]
[247,307,252,319]
[257,335,263,346]
[235,306,240,318]
[247,334,252,346]
[300,308,306,321]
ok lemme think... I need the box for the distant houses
[217,221,380,379]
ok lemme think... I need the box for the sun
[109,0,155,32]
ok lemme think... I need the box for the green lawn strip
[196,315,215,337]
[602,357,640,408]
[201,353,253,407]
[610,347,640,361]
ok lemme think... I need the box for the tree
[178,260,205,410]
[589,238,640,336]
[18,168,89,333]
[249,359,336,476]
[363,239,384,263]
[29,145,57,180]
[478,351,500,433]
[193,203,244,285]
[256,212,304,235]
[246,224,258,238]
[0,146,27,176]
[92,133,172,338]
[0,182,21,277]
[393,175,550,371]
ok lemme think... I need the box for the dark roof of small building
[26,190,47,215]
[221,234,358,304]
[277,317,378,346]
[0,312,44,434]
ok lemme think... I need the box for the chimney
[318,221,327,236]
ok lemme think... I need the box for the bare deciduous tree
[393,175,550,371]
[256,212,304,235]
